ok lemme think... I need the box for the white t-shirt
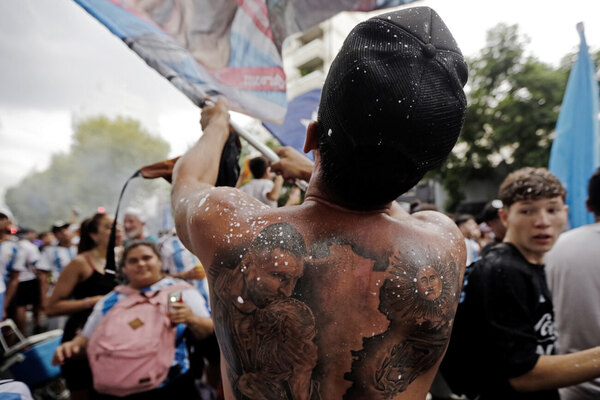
[0,379,34,400]
[546,222,600,400]
[37,245,76,283]
[17,240,40,282]
[240,179,277,207]
[0,239,25,293]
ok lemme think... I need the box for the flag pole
[202,100,308,190]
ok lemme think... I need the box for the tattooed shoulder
[344,245,462,398]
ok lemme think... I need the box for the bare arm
[285,187,302,206]
[510,348,600,392]
[168,302,214,339]
[171,100,231,252]
[270,146,314,182]
[37,270,50,310]
[266,174,284,201]
[4,271,19,316]
[46,258,101,317]
[52,335,89,365]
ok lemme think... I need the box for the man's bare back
[174,183,464,399]
[172,6,468,399]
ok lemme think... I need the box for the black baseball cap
[477,200,503,223]
[51,221,70,233]
[318,6,468,195]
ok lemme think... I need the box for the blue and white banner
[73,0,417,122]
[263,88,321,160]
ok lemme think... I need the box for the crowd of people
[1,5,599,400]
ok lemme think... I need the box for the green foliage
[435,23,575,212]
[6,116,170,231]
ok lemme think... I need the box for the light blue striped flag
[549,23,600,229]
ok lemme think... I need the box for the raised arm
[171,100,231,252]
[266,174,284,202]
[270,146,314,182]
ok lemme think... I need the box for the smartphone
[168,290,183,312]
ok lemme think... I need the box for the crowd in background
[1,154,600,400]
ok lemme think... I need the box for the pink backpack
[87,281,192,396]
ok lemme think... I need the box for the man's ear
[304,121,319,153]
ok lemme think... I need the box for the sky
[0,0,598,209]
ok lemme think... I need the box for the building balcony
[285,38,325,71]
[287,70,325,100]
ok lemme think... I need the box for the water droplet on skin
[328,129,333,137]
[237,296,244,304]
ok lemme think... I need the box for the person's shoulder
[471,243,529,278]
[144,234,158,243]
[410,210,456,228]
[409,210,464,243]
[151,276,189,290]
[1,239,19,251]
[40,245,56,255]
[554,224,598,247]
[66,253,89,270]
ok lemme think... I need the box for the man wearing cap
[478,199,506,257]
[454,214,482,266]
[37,222,76,330]
[172,7,468,399]
[0,209,24,320]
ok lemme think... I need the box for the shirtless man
[172,7,468,400]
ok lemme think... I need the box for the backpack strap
[157,281,195,296]
[114,281,194,299]
[114,285,139,296]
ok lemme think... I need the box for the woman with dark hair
[47,212,123,400]
[53,240,213,399]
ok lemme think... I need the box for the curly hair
[498,167,566,208]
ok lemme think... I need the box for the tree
[6,116,170,231]
[433,24,571,212]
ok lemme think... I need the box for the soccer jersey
[0,240,25,293]
[17,240,41,282]
[38,245,76,283]
[158,233,210,310]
